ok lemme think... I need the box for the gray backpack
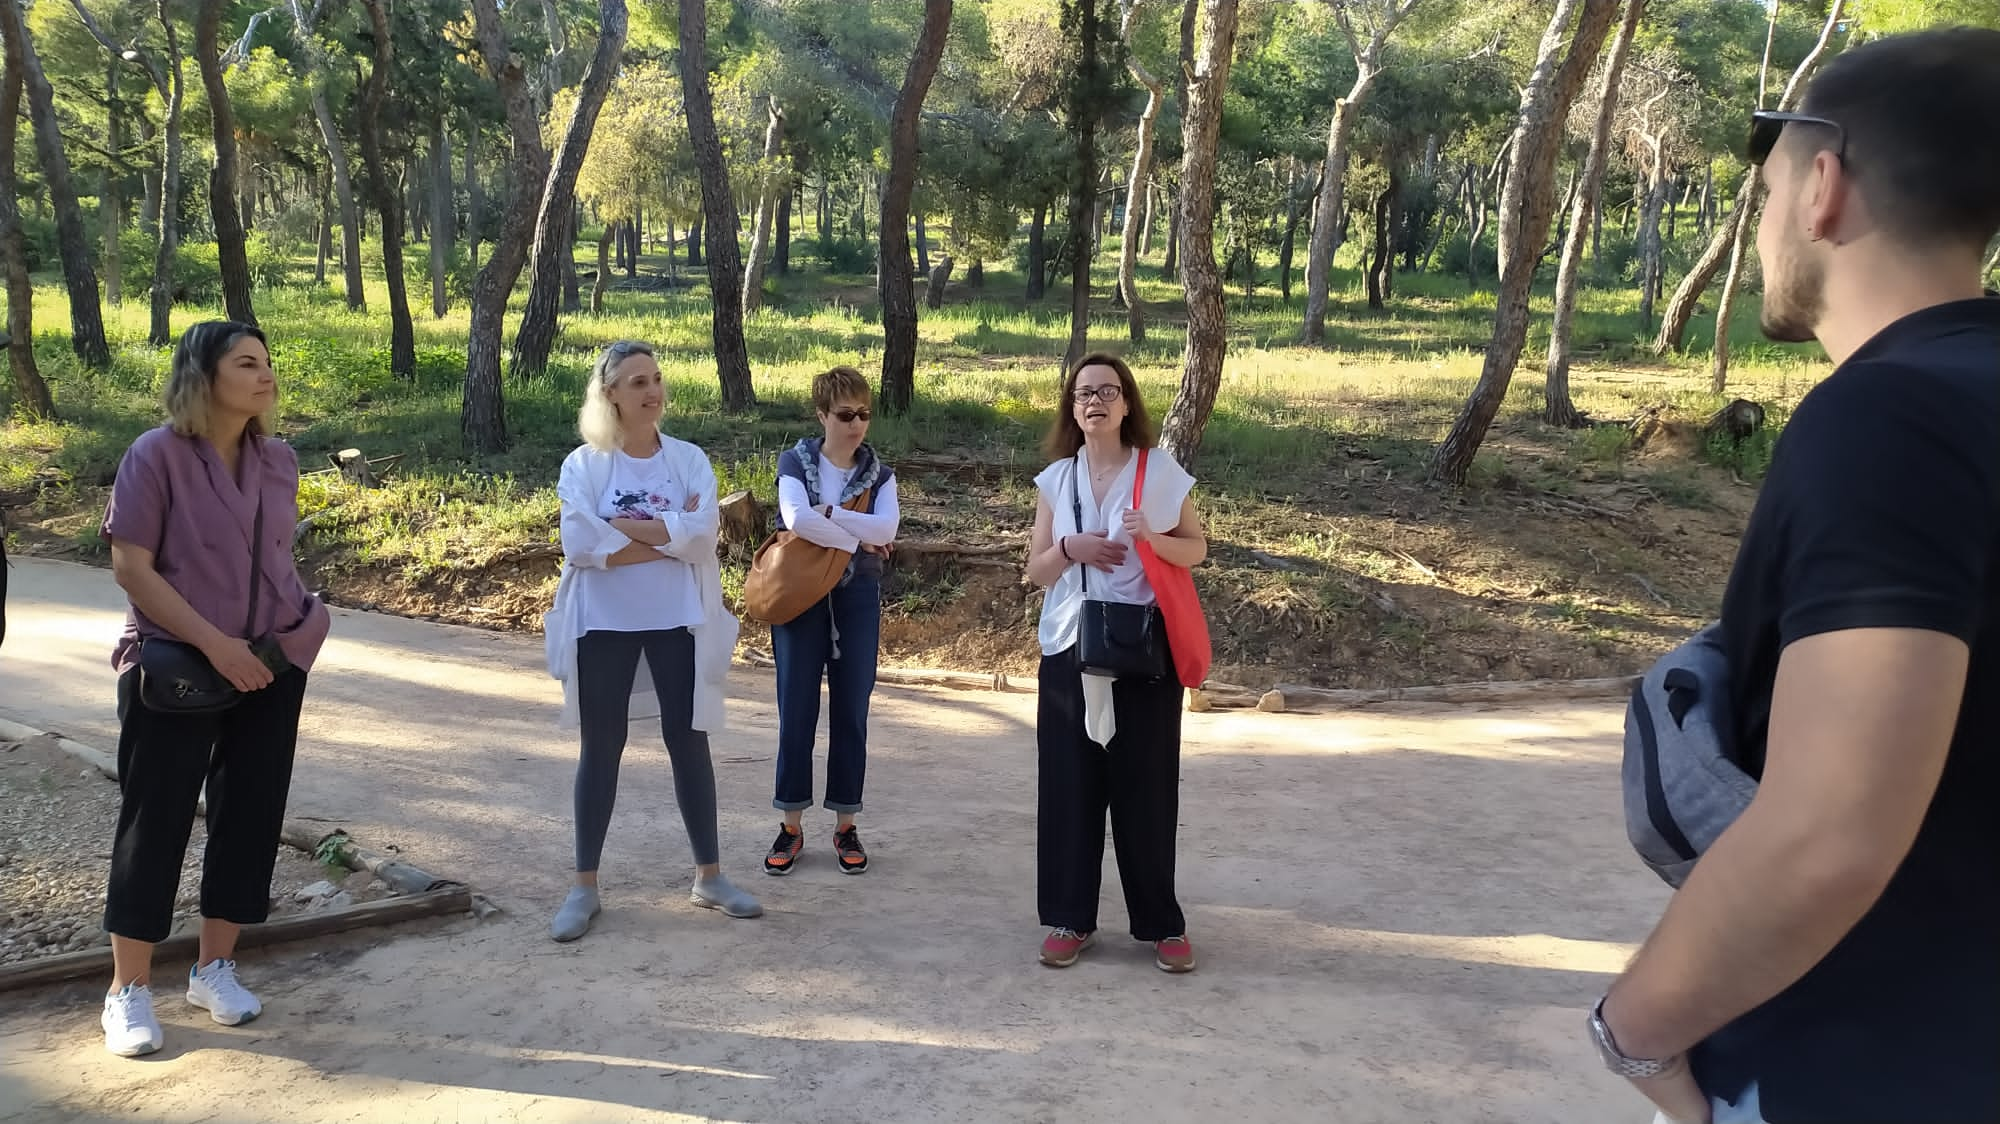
[1622,622,1759,888]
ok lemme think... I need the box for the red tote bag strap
[1131,447,1212,688]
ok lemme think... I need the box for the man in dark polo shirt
[1587,28,2000,1124]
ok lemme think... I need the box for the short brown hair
[1043,351,1154,459]
[812,366,871,414]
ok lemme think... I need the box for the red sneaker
[1155,936,1196,974]
[1039,927,1095,967]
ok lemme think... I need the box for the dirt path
[0,557,1667,1123]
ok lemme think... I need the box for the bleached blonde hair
[164,320,273,440]
[578,340,659,452]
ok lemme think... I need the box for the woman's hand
[1063,530,1127,573]
[1119,507,1155,543]
[201,636,276,692]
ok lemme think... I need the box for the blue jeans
[1651,1084,1764,1124]
[771,575,880,814]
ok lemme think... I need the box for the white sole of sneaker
[689,893,763,919]
[188,994,260,1026]
[106,1037,162,1058]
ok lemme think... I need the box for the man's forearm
[1604,803,1897,1058]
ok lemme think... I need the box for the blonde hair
[164,320,272,440]
[812,365,871,414]
[578,340,658,452]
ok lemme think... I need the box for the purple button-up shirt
[101,426,331,674]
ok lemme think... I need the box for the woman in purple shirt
[96,321,330,1057]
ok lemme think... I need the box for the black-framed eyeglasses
[830,407,872,423]
[1747,110,1847,167]
[1072,385,1123,404]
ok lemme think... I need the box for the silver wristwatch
[1588,996,1685,1079]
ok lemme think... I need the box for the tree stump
[924,255,954,311]
[331,449,377,488]
[1703,398,1765,444]
[718,490,767,553]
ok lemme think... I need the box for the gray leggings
[574,628,719,871]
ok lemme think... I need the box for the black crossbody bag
[138,497,292,713]
[1070,457,1168,680]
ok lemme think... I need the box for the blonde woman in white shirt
[1024,352,1206,974]
[543,341,760,941]
[763,366,900,877]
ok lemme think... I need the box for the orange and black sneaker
[764,824,803,875]
[833,826,869,875]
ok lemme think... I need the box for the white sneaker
[187,959,262,1026]
[102,984,164,1057]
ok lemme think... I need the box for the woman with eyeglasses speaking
[761,366,900,878]
[1023,352,1207,974]
[542,340,762,942]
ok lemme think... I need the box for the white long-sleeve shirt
[777,453,900,551]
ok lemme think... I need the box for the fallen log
[1259,676,1641,712]
[1187,683,1261,711]
[0,886,472,993]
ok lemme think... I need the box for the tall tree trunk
[1,55,52,417]
[103,59,121,306]
[1061,0,1105,376]
[465,124,483,268]
[1657,0,1843,358]
[1027,201,1048,300]
[743,98,786,319]
[1159,0,1240,469]
[561,208,581,312]
[1366,169,1401,310]
[776,148,803,275]
[592,225,610,312]
[147,0,183,347]
[677,0,754,411]
[461,0,552,454]
[196,0,255,327]
[1162,185,1180,277]
[430,118,451,318]
[915,211,930,276]
[315,162,330,284]
[687,217,703,267]
[511,0,628,381]
[628,214,641,277]
[1637,169,1669,328]
[1302,72,1372,342]
[1546,0,1644,427]
[0,0,110,366]
[879,0,953,417]
[141,117,161,238]
[1429,0,1619,486]
[358,0,413,379]
[1708,192,1761,394]
[1117,0,1163,343]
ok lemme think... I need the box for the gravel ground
[0,730,385,967]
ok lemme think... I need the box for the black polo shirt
[1696,299,2000,1121]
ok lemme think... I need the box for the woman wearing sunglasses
[543,340,762,942]
[763,366,900,877]
[1025,352,1206,973]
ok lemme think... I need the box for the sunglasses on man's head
[1747,110,1848,167]
[830,408,871,423]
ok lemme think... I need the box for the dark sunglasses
[829,407,872,423]
[1747,110,1847,167]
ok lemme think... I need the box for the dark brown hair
[1789,27,2000,250]
[1042,351,1154,459]
[812,365,872,414]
